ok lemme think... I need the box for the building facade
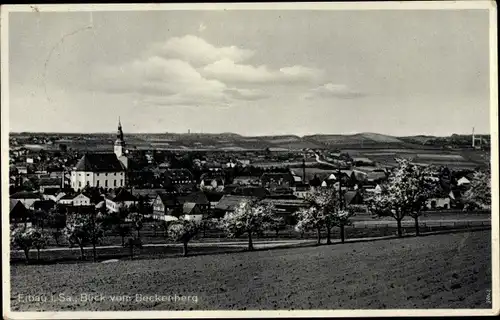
[71,120,128,191]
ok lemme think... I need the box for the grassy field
[10,230,491,311]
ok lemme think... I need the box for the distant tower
[302,151,306,183]
[472,127,475,148]
[472,127,482,149]
[114,117,125,158]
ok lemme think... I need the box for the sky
[8,9,492,136]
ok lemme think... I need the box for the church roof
[75,153,125,172]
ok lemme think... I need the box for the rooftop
[74,153,125,172]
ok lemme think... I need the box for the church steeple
[114,117,125,158]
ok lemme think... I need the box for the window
[96,180,100,187]
[105,173,108,176]
[97,173,100,176]
[120,179,123,186]
[87,173,90,177]
[86,181,90,186]
[114,173,117,176]
[114,180,117,187]
[105,180,108,187]
[78,181,82,187]
[79,173,81,177]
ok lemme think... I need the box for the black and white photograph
[1,1,498,318]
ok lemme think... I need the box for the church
[70,119,129,191]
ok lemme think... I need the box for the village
[9,120,490,256]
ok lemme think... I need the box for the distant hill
[304,132,407,148]
[10,131,490,152]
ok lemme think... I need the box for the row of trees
[11,159,491,262]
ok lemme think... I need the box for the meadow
[10,230,491,311]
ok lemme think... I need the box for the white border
[1,1,498,319]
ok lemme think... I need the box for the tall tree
[11,226,38,264]
[167,218,203,257]
[369,158,437,237]
[463,169,491,210]
[220,200,275,251]
[294,206,325,245]
[64,212,104,261]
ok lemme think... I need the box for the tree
[64,212,104,261]
[167,219,203,257]
[333,208,355,243]
[47,206,67,246]
[104,206,131,247]
[463,169,491,210]
[407,165,439,236]
[269,216,286,237]
[294,207,325,245]
[11,226,38,264]
[368,158,436,237]
[32,230,49,261]
[303,188,339,244]
[129,210,144,240]
[33,209,49,231]
[220,200,275,251]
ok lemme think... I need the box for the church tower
[114,117,125,158]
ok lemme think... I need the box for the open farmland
[10,230,491,311]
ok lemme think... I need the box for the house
[57,193,91,206]
[182,203,204,221]
[163,168,195,187]
[292,183,312,199]
[152,193,180,220]
[65,205,96,216]
[426,196,451,210]
[352,157,375,166]
[231,186,269,199]
[39,177,62,193]
[73,193,92,206]
[366,171,388,184]
[203,191,224,209]
[16,166,28,174]
[33,199,56,213]
[232,176,260,186]
[58,193,77,205]
[260,198,309,223]
[457,176,471,187]
[41,187,62,201]
[213,195,257,217]
[10,199,31,225]
[261,172,295,189]
[131,189,165,205]
[343,191,364,206]
[178,191,210,212]
[105,188,137,213]
[362,184,383,194]
[10,191,42,210]
[71,153,126,191]
[200,176,225,191]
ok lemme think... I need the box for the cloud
[154,35,254,66]
[304,83,366,100]
[90,35,330,106]
[92,56,269,106]
[224,88,270,101]
[201,59,324,84]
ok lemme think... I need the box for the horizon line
[8,130,491,138]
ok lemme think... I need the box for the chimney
[472,127,475,148]
[302,157,306,183]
